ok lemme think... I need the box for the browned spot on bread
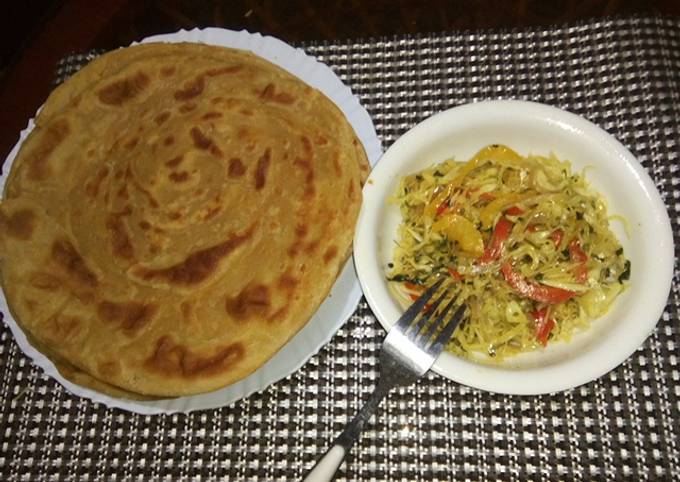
[260,83,296,104]
[316,135,328,145]
[348,178,356,200]
[278,272,299,291]
[323,245,338,264]
[301,136,313,155]
[168,211,183,220]
[293,156,315,198]
[305,239,320,253]
[98,300,157,335]
[131,177,160,208]
[210,144,223,158]
[287,244,300,258]
[165,155,183,168]
[139,220,151,230]
[203,205,221,220]
[98,72,150,105]
[332,151,342,176]
[106,215,135,260]
[124,137,139,150]
[145,336,245,377]
[154,111,171,125]
[226,283,270,320]
[2,209,36,240]
[169,171,189,183]
[237,127,250,140]
[239,109,254,116]
[48,314,82,341]
[180,300,194,323]
[30,272,61,291]
[202,112,223,120]
[163,136,174,146]
[295,223,308,238]
[228,158,246,178]
[27,119,70,181]
[135,226,254,285]
[87,148,96,158]
[117,184,129,200]
[267,307,289,322]
[179,103,196,114]
[117,205,133,217]
[51,240,98,287]
[85,166,109,198]
[23,298,36,314]
[254,148,271,190]
[205,65,242,77]
[98,360,121,378]
[161,66,176,77]
[190,127,213,150]
[175,76,205,101]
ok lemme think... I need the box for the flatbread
[0,42,369,398]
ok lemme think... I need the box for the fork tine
[393,278,445,332]
[428,303,467,354]
[416,292,458,345]
[407,287,450,339]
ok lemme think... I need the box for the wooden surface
[1,0,679,162]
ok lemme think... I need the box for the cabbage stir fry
[387,144,630,361]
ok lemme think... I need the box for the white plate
[354,100,673,395]
[0,28,382,414]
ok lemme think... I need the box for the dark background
[2,0,679,162]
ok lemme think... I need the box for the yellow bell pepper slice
[424,145,525,220]
[432,214,484,257]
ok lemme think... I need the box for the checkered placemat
[2,15,679,481]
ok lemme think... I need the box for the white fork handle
[302,378,390,481]
[302,445,345,482]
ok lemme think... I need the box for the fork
[303,278,466,481]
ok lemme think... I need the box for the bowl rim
[353,99,675,395]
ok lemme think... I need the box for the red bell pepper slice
[549,229,564,247]
[480,218,513,265]
[568,238,588,283]
[504,205,524,216]
[532,307,556,346]
[407,285,431,312]
[447,267,464,281]
[501,262,578,304]
[568,239,588,262]
[404,281,423,293]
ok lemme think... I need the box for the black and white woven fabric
[2,15,679,481]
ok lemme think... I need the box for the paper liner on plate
[0,28,382,414]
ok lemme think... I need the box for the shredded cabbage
[387,144,630,362]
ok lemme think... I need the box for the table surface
[1,6,680,482]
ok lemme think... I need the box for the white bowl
[354,100,674,395]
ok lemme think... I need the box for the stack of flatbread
[0,43,369,399]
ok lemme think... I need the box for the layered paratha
[0,42,369,398]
